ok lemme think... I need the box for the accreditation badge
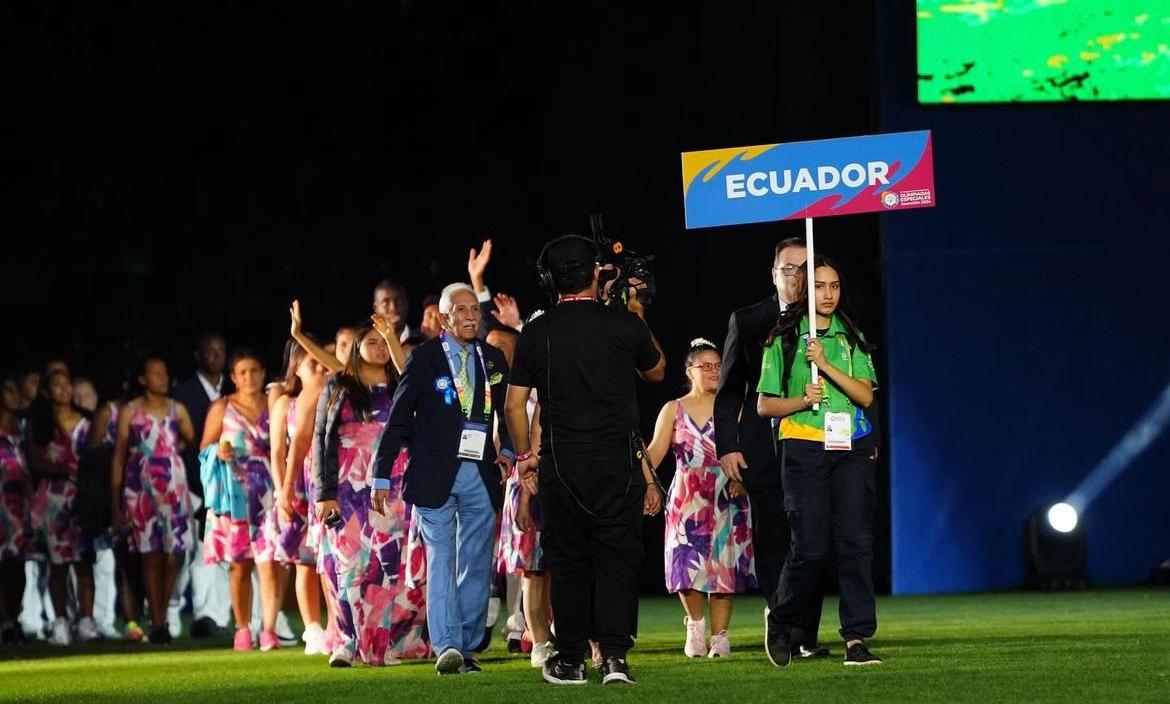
[824,412,853,451]
[457,421,490,461]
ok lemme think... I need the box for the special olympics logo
[881,191,900,208]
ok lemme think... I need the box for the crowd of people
[0,235,883,682]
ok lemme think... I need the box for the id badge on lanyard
[824,412,853,451]
[458,421,490,460]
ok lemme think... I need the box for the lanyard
[557,295,595,304]
[440,332,491,419]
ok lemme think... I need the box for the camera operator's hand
[643,481,661,516]
[626,287,645,318]
[316,499,341,522]
[518,455,539,495]
[719,451,747,483]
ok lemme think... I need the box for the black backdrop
[4,2,888,591]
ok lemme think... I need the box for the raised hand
[289,300,303,337]
[371,313,393,340]
[491,293,523,330]
[467,239,493,289]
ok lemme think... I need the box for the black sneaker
[542,655,588,685]
[600,656,635,685]
[764,615,793,668]
[798,644,831,659]
[507,638,522,654]
[147,626,169,646]
[460,657,482,674]
[844,642,882,666]
[190,616,218,639]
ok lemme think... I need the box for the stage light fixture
[1046,503,1078,534]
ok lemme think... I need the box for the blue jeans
[414,462,496,657]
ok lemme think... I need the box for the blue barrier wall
[877,3,1170,594]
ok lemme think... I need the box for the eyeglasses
[688,362,722,372]
[773,264,804,277]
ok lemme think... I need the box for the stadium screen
[917,1,1170,103]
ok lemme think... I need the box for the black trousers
[538,448,645,663]
[770,437,877,642]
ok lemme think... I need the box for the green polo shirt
[756,314,877,442]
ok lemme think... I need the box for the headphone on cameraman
[536,234,600,293]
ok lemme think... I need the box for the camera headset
[535,234,601,296]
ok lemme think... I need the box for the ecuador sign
[681,130,935,229]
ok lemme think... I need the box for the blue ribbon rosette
[434,375,457,406]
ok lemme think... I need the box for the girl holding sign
[755,255,882,668]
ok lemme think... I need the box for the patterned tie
[456,347,472,417]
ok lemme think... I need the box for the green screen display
[917,1,1170,103]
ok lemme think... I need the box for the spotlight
[1025,503,1088,591]
[1046,503,1078,533]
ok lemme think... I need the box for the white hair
[439,282,477,314]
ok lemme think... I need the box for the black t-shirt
[512,300,660,452]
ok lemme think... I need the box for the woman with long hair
[313,320,427,667]
[757,254,881,667]
[200,349,282,651]
[0,376,31,643]
[646,338,755,659]
[26,369,94,645]
[110,357,195,645]
[272,339,328,655]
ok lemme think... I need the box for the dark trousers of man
[770,437,877,643]
[538,447,644,663]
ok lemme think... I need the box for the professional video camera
[590,212,657,306]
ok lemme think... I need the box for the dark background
[11,2,1163,596]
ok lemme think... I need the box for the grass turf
[2,589,1167,703]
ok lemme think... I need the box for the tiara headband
[689,337,717,349]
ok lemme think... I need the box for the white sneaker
[76,617,100,643]
[275,612,298,646]
[708,631,731,658]
[684,616,706,658]
[435,647,463,674]
[530,640,557,668]
[48,617,72,646]
[303,623,328,656]
[328,644,355,668]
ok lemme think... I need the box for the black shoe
[798,644,831,659]
[764,615,793,668]
[190,616,218,639]
[507,638,522,654]
[460,657,482,674]
[600,656,635,685]
[12,623,25,645]
[844,642,882,666]
[542,655,588,685]
[147,626,169,646]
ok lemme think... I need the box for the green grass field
[3,589,1168,703]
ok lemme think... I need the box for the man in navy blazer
[372,282,514,675]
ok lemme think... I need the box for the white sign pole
[805,216,820,412]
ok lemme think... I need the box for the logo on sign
[881,191,900,208]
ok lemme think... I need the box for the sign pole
[805,216,820,411]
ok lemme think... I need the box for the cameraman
[505,235,665,686]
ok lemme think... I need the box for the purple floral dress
[203,402,276,564]
[0,427,30,559]
[664,400,756,594]
[122,401,191,555]
[31,417,91,564]
[496,394,542,574]
[321,384,428,665]
[276,396,318,565]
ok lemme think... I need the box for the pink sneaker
[233,627,254,651]
[259,629,279,652]
[708,631,732,658]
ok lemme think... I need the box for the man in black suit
[372,283,514,675]
[714,237,827,658]
[171,333,231,637]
